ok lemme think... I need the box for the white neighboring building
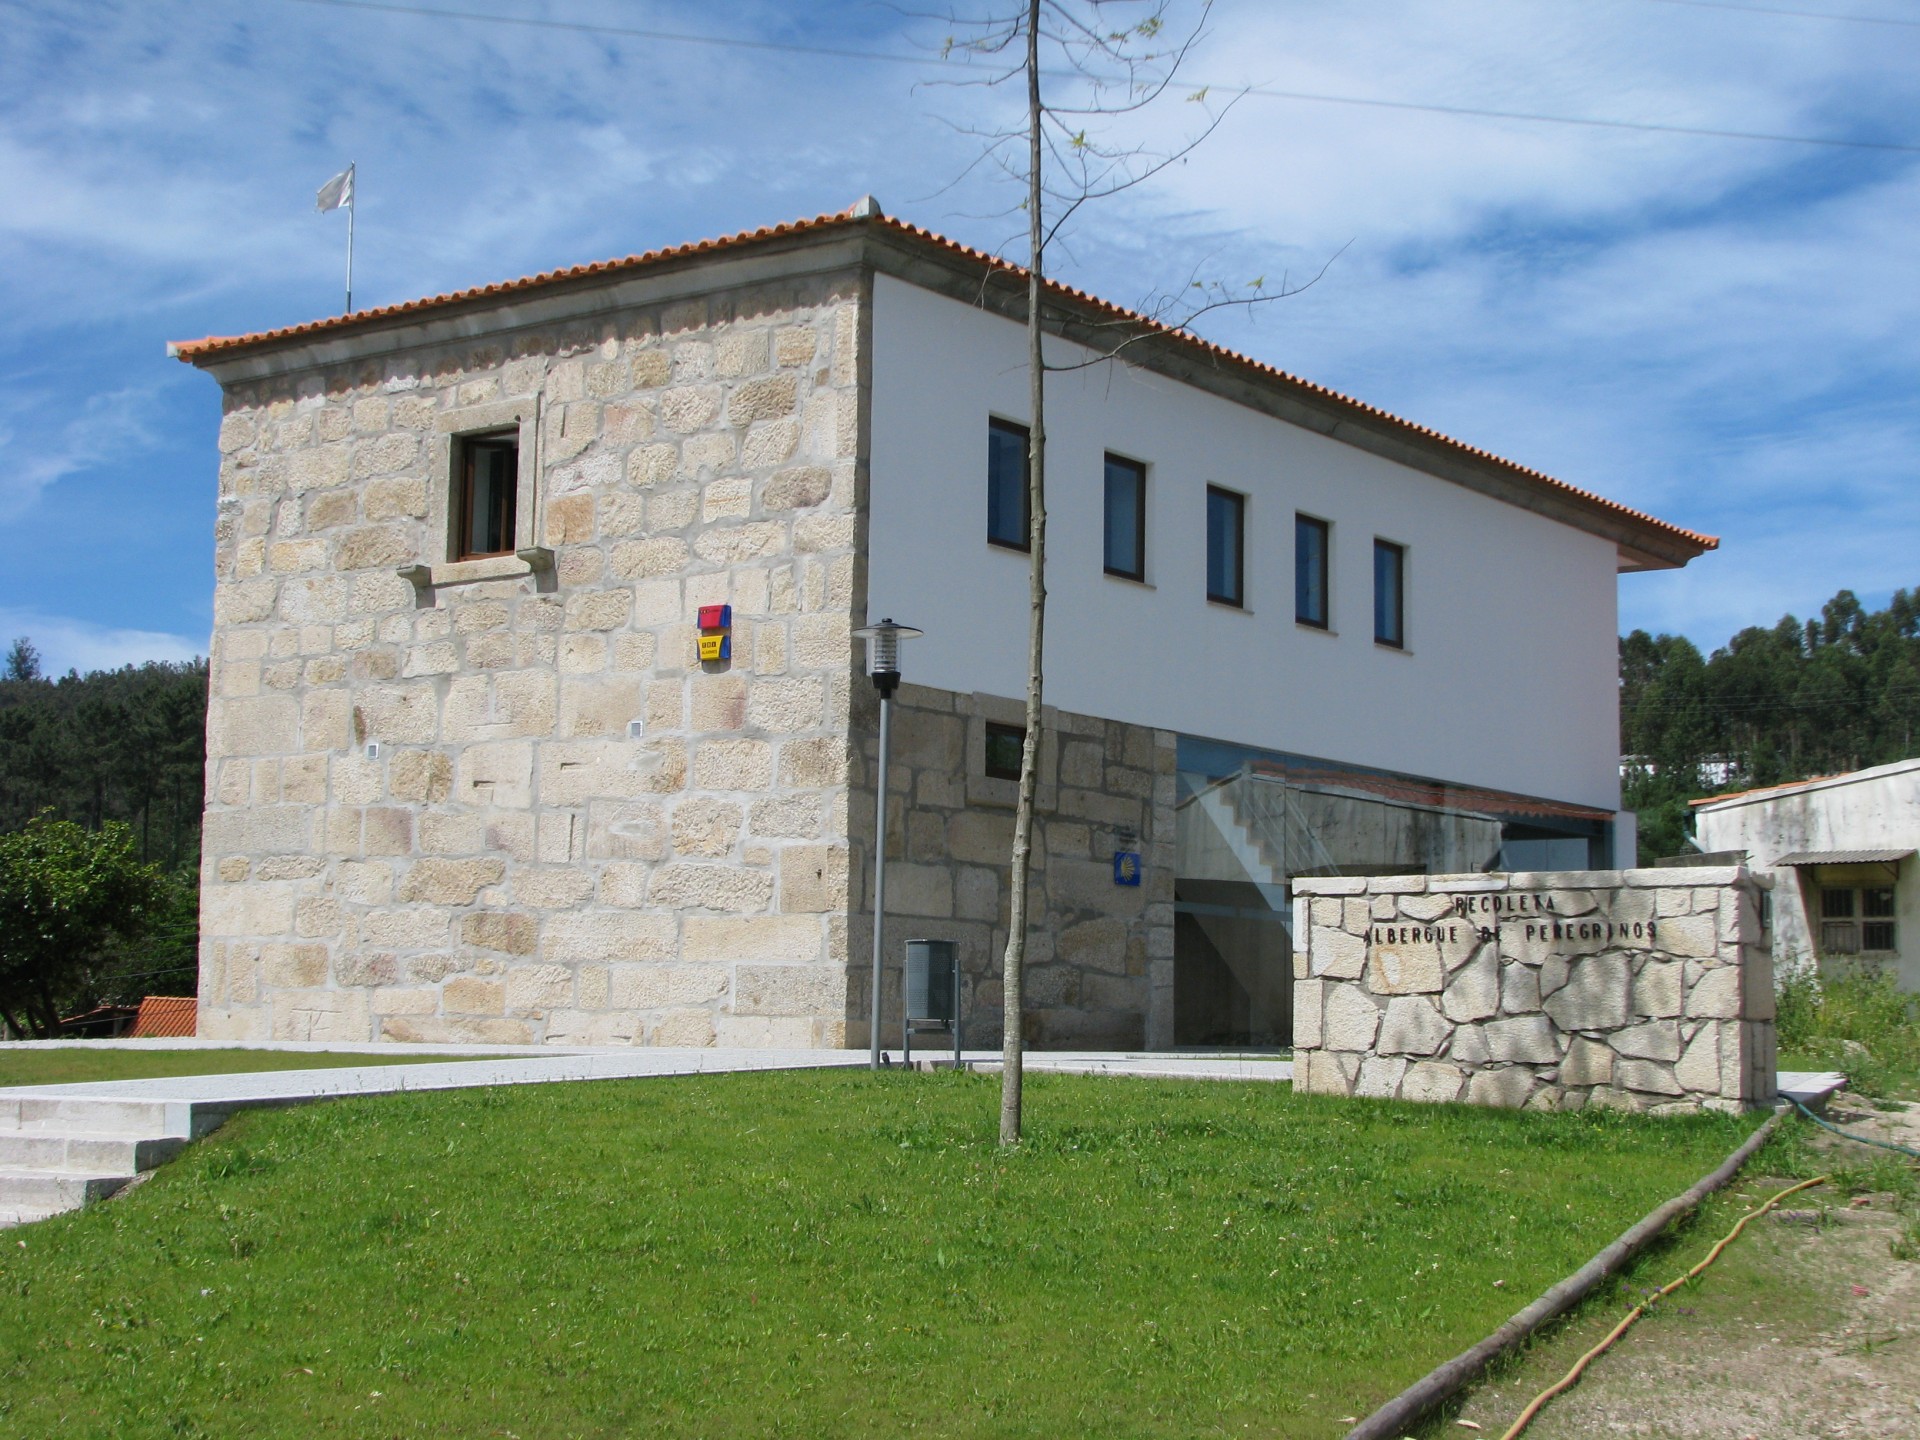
[1693,758,1920,992]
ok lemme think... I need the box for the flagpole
[345,162,356,315]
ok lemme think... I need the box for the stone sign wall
[1291,868,1775,1113]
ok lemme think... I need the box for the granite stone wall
[1291,868,1775,1113]
[848,683,1178,1050]
[198,271,867,1046]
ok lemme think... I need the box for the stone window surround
[402,397,551,594]
[964,690,1058,811]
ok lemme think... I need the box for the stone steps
[0,1130,188,1173]
[0,1097,214,1230]
[0,1169,138,1211]
[0,1205,66,1228]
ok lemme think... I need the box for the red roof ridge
[169,203,1716,554]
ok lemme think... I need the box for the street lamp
[851,617,922,1070]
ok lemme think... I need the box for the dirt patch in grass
[0,1047,508,1088]
[1428,1100,1920,1440]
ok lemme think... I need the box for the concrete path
[960,1052,1295,1082]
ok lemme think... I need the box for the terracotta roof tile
[170,204,1716,554]
[1689,775,1837,807]
[130,995,198,1038]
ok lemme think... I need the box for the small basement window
[455,432,519,560]
[984,721,1026,781]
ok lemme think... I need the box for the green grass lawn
[0,1071,1764,1439]
[0,1048,507,1089]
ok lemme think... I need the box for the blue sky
[2,0,1915,673]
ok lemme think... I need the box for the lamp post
[851,617,922,1070]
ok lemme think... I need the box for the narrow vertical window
[1374,538,1406,648]
[1104,454,1146,580]
[1206,486,1245,607]
[987,418,1030,550]
[456,433,519,560]
[1295,514,1329,627]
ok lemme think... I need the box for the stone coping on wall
[1290,867,1776,1114]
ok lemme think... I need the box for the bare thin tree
[925,0,1329,1143]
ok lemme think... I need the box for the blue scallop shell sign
[1112,851,1142,887]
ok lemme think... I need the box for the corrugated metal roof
[1773,849,1913,866]
[130,996,198,1038]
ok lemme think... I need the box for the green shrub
[1777,968,1920,1098]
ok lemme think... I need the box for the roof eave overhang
[174,223,874,386]
[855,225,1714,570]
[173,215,1715,567]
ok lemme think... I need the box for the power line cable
[269,0,1920,155]
[1636,0,1920,28]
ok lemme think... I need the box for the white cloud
[0,0,1913,655]
[0,609,204,678]
[0,384,166,519]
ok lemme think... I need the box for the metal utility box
[904,938,961,1068]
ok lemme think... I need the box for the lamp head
[851,617,923,698]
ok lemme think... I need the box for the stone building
[171,200,1714,1049]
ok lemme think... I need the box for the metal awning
[1773,848,1913,866]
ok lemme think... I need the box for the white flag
[316,165,354,213]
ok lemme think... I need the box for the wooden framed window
[455,433,519,560]
[987,418,1030,551]
[984,721,1026,781]
[1823,884,1897,954]
[1206,486,1244,607]
[1373,538,1406,648]
[1103,453,1147,580]
[1295,513,1329,627]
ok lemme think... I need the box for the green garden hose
[1787,1093,1920,1159]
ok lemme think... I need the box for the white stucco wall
[1694,759,1920,990]
[865,274,1623,812]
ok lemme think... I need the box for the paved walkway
[0,1042,1843,1109]
[0,1047,865,1117]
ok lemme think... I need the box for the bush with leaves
[0,813,167,1037]
[1776,967,1920,1099]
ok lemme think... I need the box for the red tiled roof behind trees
[130,996,198,1038]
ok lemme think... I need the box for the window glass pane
[1822,887,1857,919]
[984,722,1025,781]
[1373,540,1404,647]
[1207,488,1243,605]
[1822,920,1860,953]
[987,420,1029,548]
[1863,920,1896,951]
[461,437,518,558]
[1295,515,1328,626]
[1863,886,1896,918]
[1104,455,1145,578]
